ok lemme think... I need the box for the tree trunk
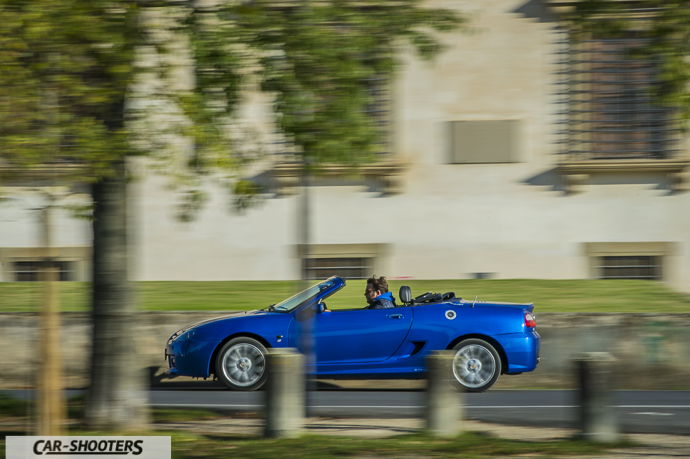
[85,159,149,430]
[37,201,66,435]
[37,265,66,435]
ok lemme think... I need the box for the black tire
[451,339,501,392]
[215,337,268,391]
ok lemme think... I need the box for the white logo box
[6,436,171,459]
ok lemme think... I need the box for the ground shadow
[523,167,677,195]
[512,0,559,23]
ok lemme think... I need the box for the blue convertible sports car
[165,276,540,392]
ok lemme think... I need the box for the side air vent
[409,341,426,357]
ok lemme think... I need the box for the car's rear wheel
[216,337,267,391]
[451,339,501,392]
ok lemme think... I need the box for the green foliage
[569,0,690,129]
[643,2,690,125]
[1,0,464,204]
[0,0,138,178]
[0,0,250,204]
[0,279,688,313]
[231,0,465,170]
[165,430,626,459]
[151,5,248,171]
[0,392,32,417]
[233,178,262,212]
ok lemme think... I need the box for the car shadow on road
[149,366,425,392]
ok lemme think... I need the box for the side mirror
[315,302,327,313]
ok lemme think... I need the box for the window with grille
[564,31,682,160]
[13,261,75,282]
[366,73,391,157]
[302,257,372,280]
[596,255,662,280]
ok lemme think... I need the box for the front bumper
[164,343,177,375]
[165,338,220,378]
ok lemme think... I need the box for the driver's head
[364,275,389,304]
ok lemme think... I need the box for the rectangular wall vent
[450,120,520,164]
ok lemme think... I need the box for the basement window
[302,257,372,280]
[585,242,673,282]
[297,243,390,281]
[13,261,75,282]
[596,255,662,281]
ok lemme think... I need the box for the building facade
[2,0,689,292]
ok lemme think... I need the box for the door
[289,307,413,364]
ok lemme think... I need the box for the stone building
[2,0,689,293]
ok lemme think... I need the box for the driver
[364,275,397,309]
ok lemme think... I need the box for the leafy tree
[0,0,244,430]
[1,0,142,431]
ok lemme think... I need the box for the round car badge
[445,310,456,320]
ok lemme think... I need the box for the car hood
[169,310,265,340]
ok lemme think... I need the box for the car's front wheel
[451,339,501,392]
[216,337,267,391]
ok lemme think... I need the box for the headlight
[172,328,196,342]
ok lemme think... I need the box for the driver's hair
[367,275,389,294]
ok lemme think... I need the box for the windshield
[273,278,337,312]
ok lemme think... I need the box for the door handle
[387,314,404,319]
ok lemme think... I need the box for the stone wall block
[426,351,463,436]
[264,348,305,438]
[574,352,620,443]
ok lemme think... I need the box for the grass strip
[0,279,689,313]
[0,430,635,459]
[166,431,635,459]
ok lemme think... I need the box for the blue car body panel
[288,307,414,364]
[165,276,541,381]
[167,339,219,377]
[494,331,540,373]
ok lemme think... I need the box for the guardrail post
[264,348,305,438]
[574,352,619,443]
[426,351,463,436]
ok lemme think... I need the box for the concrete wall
[4,312,689,390]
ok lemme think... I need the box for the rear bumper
[496,330,541,373]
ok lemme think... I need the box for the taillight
[524,312,536,328]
